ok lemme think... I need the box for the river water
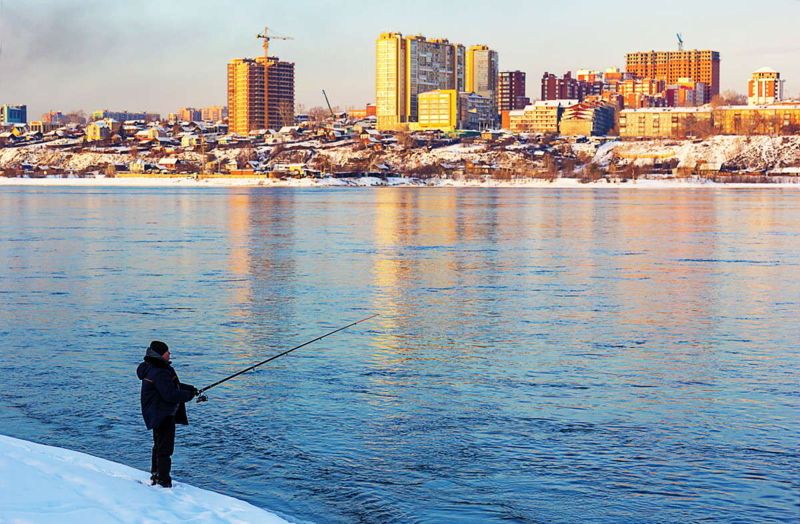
[0,187,798,523]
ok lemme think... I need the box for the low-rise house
[29,121,58,134]
[156,157,180,172]
[270,163,307,177]
[181,134,200,148]
[85,120,113,142]
[134,126,166,141]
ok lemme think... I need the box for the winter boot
[157,478,173,488]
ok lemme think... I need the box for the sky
[2,0,799,119]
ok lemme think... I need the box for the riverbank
[0,434,290,523]
[2,175,800,188]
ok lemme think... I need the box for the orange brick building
[748,67,784,106]
[227,56,295,135]
[626,50,720,102]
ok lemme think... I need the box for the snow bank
[610,136,800,170]
[1,175,799,189]
[0,434,290,524]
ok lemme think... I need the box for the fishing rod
[195,314,378,402]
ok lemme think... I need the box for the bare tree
[562,158,577,178]
[580,163,604,183]
[768,114,783,135]
[695,118,715,139]
[683,114,698,138]
[750,112,768,135]
[308,106,329,123]
[621,163,642,182]
[721,90,747,106]
[396,132,416,148]
[277,101,295,128]
[542,154,558,181]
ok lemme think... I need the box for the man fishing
[136,340,198,488]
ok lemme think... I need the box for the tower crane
[256,27,293,129]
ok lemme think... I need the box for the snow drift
[0,434,290,524]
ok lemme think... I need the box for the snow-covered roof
[620,107,711,114]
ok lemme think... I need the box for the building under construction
[625,49,720,102]
[227,56,295,134]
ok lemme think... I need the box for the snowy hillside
[0,434,290,524]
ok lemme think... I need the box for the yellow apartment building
[619,107,712,138]
[620,105,800,137]
[375,32,465,131]
[465,45,499,110]
[411,90,458,132]
[714,105,800,135]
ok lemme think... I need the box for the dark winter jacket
[136,355,195,430]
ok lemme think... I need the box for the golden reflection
[371,189,415,339]
[223,191,298,361]
[227,192,253,311]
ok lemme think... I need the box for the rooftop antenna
[677,33,684,51]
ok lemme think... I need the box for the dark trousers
[151,415,176,484]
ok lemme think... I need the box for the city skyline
[2,0,800,119]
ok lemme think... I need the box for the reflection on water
[0,187,798,523]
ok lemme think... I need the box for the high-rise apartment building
[498,71,529,111]
[227,56,295,134]
[201,105,227,122]
[541,72,595,102]
[748,67,784,106]
[178,107,202,122]
[91,109,160,122]
[1,104,28,124]
[466,45,499,109]
[625,49,721,101]
[375,32,466,130]
[41,111,64,125]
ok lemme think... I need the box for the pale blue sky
[2,0,799,119]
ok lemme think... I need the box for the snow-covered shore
[0,434,290,524]
[1,175,799,189]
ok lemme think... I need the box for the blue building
[1,105,27,124]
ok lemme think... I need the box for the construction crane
[677,33,684,51]
[256,27,293,129]
[322,90,335,119]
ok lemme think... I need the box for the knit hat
[148,340,169,355]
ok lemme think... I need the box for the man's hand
[191,387,200,399]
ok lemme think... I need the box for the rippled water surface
[1,187,798,523]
